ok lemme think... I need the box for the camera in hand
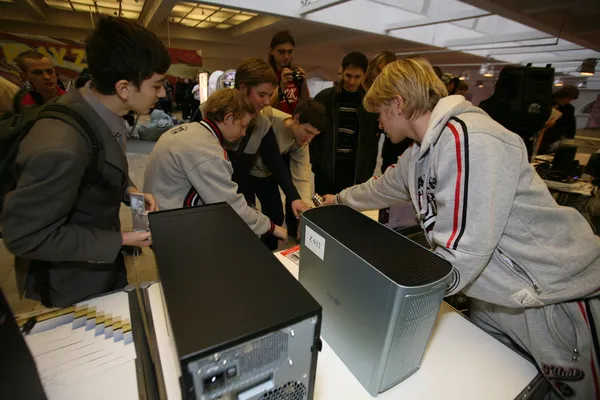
[291,67,304,87]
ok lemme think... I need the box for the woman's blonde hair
[203,88,255,122]
[363,57,448,120]
[364,51,396,90]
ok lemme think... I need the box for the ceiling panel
[43,0,143,19]
[169,2,257,29]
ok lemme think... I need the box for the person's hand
[121,231,152,247]
[291,199,311,218]
[142,193,158,212]
[280,68,293,89]
[322,194,336,206]
[297,67,308,81]
[128,187,158,212]
[545,119,557,128]
[272,225,288,242]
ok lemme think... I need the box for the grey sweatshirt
[251,107,314,204]
[337,95,600,308]
[143,120,272,235]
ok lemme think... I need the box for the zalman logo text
[542,364,585,381]
[327,291,341,306]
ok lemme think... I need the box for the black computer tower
[149,203,322,400]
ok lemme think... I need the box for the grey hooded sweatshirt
[336,95,600,308]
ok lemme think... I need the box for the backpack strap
[38,104,105,187]
[12,89,44,114]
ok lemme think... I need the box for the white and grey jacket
[251,107,314,204]
[144,120,273,235]
[336,95,600,308]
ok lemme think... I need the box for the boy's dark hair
[270,30,296,49]
[554,85,579,101]
[234,58,278,90]
[14,51,48,72]
[341,52,369,73]
[293,99,327,132]
[85,17,171,95]
[268,30,296,71]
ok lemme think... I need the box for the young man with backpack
[14,50,66,106]
[322,57,600,399]
[0,16,170,308]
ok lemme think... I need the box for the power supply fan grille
[196,331,289,374]
[259,381,307,400]
[239,331,289,374]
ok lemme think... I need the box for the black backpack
[0,89,104,219]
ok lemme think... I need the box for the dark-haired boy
[311,51,379,194]
[250,100,326,249]
[1,17,170,307]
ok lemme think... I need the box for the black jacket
[1,88,129,307]
[311,86,379,194]
[539,103,577,154]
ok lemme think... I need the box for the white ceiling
[0,0,598,82]
[201,0,600,79]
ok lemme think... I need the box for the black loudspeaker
[479,66,554,155]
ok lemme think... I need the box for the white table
[274,252,539,400]
[145,251,540,400]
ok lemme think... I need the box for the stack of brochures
[16,291,139,400]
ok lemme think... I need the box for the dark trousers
[282,154,298,240]
[191,99,200,120]
[246,175,284,251]
[180,100,191,120]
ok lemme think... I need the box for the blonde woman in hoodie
[322,57,600,399]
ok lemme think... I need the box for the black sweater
[230,127,301,202]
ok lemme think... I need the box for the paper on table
[280,245,300,265]
[549,107,563,124]
[21,291,138,393]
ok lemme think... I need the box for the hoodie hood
[418,95,487,158]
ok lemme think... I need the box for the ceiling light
[479,56,494,77]
[483,65,495,77]
[578,58,597,76]
[479,64,488,76]
[476,80,484,88]
[459,72,469,81]
[554,77,564,87]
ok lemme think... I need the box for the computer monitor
[552,144,578,176]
